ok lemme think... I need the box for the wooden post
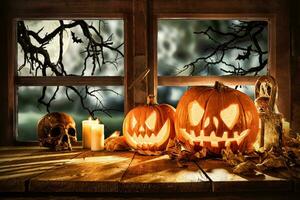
[132,0,148,105]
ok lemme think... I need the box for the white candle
[91,123,105,151]
[282,119,290,136]
[82,117,99,149]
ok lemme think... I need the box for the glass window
[16,19,125,142]
[17,19,124,76]
[17,86,124,141]
[158,19,268,76]
[157,86,188,108]
[157,85,255,109]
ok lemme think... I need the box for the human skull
[37,112,77,151]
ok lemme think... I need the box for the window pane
[158,85,255,109]
[17,20,124,76]
[17,86,124,142]
[158,20,268,76]
[157,86,188,108]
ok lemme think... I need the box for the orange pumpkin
[123,95,176,151]
[175,82,259,154]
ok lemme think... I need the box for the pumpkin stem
[147,95,158,105]
[214,81,227,92]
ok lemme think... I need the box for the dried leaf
[233,161,256,175]
[194,148,207,159]
[285,134,300,148]
[221,147,244,166]
[256,156,286,171]
[166,139,207,166]
[104,131,130,151]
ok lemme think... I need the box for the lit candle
[282,119,290,137]
[82,117,99,149]
[91,122,105,151]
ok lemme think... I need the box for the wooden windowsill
[0,147,299,195]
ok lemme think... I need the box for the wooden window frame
[152,14,275,89]
[4,0,290,145]
[157,14,274,84]
[7,1,135,145]
[147,0,290,125]
[14,16,128,144]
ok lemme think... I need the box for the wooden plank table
[197,159,293,192]
[30,151,134,192]
[0,147,83,192]
[0,147,299,194]
[120,154,210,192]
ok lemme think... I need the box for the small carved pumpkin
[175,82,259,154]
[123,95,176,151]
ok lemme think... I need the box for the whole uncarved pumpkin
[175,82,259,154]
[123,95,176,151]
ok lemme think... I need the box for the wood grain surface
[120,154,211,192]
[0,148,83,192]
[0,147,299,194]
[29,151,134,192]
[197,159,293,192]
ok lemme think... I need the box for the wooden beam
[197,159,293,193]
[124,13,135,113]
[16,76,124,86]
[0,148,83,192]
[132,0,149,105]
[120,154,210,193]
[152,0,282,14]
[158,76,259,86]
[29,151,134,192]
[8,0,132,18]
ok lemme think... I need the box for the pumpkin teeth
[127,119,170,147]
[180,128,250,147]
[236,130,250,145]
[143,134,152,145]
[190,130,196,138]
[200,130,205,146]
[209,131,219,147]
[137,134,144,144]
[234,131,239,139]
[222,131,228,140]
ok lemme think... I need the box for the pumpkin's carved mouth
[180,128,250,148]
[125,119,170,147]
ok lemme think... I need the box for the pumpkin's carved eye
[220,104,239,130]
[188,100,204,126]
[131,115,137,129]
[145,111,156,131]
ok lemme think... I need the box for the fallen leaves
[221,143,300,175]
[104,131,130,151]
[166,139,207,167]
[233,161,256,175]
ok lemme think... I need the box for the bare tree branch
[178,21,268,76]
[17,20,124,119]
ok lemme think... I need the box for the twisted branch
[17,20,124,118]
[178,21,268,76]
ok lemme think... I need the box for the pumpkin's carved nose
[138,125,145,132]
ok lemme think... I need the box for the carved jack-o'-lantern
[175,82,259,154]
[123,95,176,151]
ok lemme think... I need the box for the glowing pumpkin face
[175,82,259,154]
[123,96,176,151]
